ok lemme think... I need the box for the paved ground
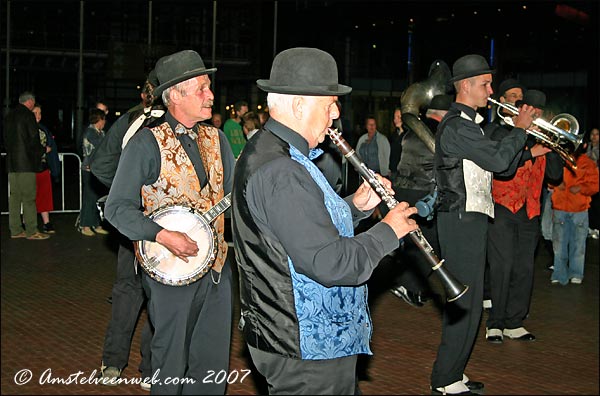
[1,213,598,395]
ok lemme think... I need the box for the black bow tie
[174,123,198,140]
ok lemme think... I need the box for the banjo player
[104,50,235,395]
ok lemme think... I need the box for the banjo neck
[201,193,231,224]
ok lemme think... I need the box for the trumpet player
[431,55,535,395]
[484,89,564,344]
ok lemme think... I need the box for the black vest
[232,128,303,358]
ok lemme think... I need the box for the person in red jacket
[551,144,599,285]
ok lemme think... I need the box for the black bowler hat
[257,47,352,96]
[519,89,546,109]
[147,69,159,87]
[497,78,524,97]
[429,94,452,111]
[449,54,496,83]
[153,50,217,97]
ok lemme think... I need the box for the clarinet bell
[435,264,469,302]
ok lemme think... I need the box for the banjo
[134,193,231,286]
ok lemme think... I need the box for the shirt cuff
[344,194,374,222]
[368,221,400,253]
[143,221,164,242]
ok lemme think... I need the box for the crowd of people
[3,46,599,396]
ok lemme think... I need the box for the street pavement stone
[1,213,598,395]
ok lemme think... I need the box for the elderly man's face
[502,87,523,105]
[302,95,340,148]
[182,75,214,122]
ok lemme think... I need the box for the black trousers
[486,205,539,330]
[248,346,359,395]
[143,263,233,395]
[431,211,486,389]
[102,238,152,376]
[392,188,439,294]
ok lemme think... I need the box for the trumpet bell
[551,113,580,135]
[550,113,583,149]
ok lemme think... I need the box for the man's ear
[292,96,303,120]
[169,89,183,105]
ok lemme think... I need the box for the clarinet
[327,128,468,302]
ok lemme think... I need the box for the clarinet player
[231,47,418,394]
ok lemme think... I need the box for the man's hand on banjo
[155,229,199,263]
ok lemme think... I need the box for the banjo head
[135,205,217,286]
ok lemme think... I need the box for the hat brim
[257,79,352,96]
[515,99,545,110]
[154,67,217,97]
[448,68,496,83]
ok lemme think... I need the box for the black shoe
[106,296,113,304]
[42,222,56,234]
[465,380,484,393]
[390,286,424,308]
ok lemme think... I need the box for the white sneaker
[570,277,583,284]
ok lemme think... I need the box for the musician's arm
[441,118,527,174]
[104,129,163,242]
[246,159,398,287]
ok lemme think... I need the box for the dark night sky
[1,0,598,137]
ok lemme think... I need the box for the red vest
[492,155,546,219]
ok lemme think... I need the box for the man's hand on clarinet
[382,201,419,239]
[352,174,392,211]
[155,229,199,263]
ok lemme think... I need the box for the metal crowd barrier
[1,152,83,214]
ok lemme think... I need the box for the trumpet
[488,97,583,168]
[326,127,468,302]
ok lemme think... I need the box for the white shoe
[433,380,470,395]
[503,327,536,341]
[570,277,583,284]
[486,328,503,343]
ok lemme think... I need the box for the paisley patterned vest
[141,122,227,272]
[288,145,372,360]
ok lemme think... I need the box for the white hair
[426,108,447,118]
[161,79,197,106]
[18,91,35,104]
[266,93,296,113]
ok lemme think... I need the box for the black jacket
[434,103,527,213]
[3,104,44,173]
